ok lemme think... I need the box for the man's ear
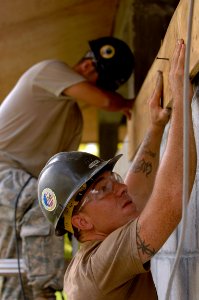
[79,59,94,75]
[71,213,93,231]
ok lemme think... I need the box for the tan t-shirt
[64,219,157,300]
[0,60,86,177]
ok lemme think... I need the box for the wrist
[149,123,167,135]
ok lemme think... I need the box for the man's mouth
[122,199,133,208]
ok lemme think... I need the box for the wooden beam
[128,0,199,159]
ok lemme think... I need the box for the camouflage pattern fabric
[0,166,65,299]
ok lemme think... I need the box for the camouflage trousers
[0,166,65,300]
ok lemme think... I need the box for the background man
[0,37,134,299]
[38,39,197,299]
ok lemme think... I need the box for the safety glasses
[77,172,124,212]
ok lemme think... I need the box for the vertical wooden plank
[128,0,199,159]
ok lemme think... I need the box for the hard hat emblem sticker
[100,45,115,59]
[41,188,57,211]
[89,160,100,169]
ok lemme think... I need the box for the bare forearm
[64,81,133,112]
[125,124,165,211]
[160,102,196,201]
[104,90,133,111]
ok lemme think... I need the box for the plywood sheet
[128,0,199,159]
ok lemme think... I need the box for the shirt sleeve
[33,60,87,97]
[90,219,148,290]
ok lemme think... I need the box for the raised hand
[148,71,171,129]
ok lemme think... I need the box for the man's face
[75,171,139,235]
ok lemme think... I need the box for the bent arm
[125,71,170,211]
[136,40,197,264]
[63,81,134,119]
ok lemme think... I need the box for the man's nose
[114,181,127,196]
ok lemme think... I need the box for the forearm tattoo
[131,138,156,176]
[132,158,152,177]
[136,222,156,258]
[144,148,156,158]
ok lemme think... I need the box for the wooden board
[128,0,199,159]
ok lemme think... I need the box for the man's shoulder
[25,59,71,74]
[19,59,77,88]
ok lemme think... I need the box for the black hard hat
[88,36,134,91]
[38,151,122,236]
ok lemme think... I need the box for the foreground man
[38,40,197,299]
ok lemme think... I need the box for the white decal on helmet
[100,45,115,59]
[89,160,101,169]
[41,188,57,211]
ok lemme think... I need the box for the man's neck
[80,230,108,243]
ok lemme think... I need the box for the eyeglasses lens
[76,173,123,212]
[89,172,123,201]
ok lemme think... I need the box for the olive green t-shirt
[64,219,157,300]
